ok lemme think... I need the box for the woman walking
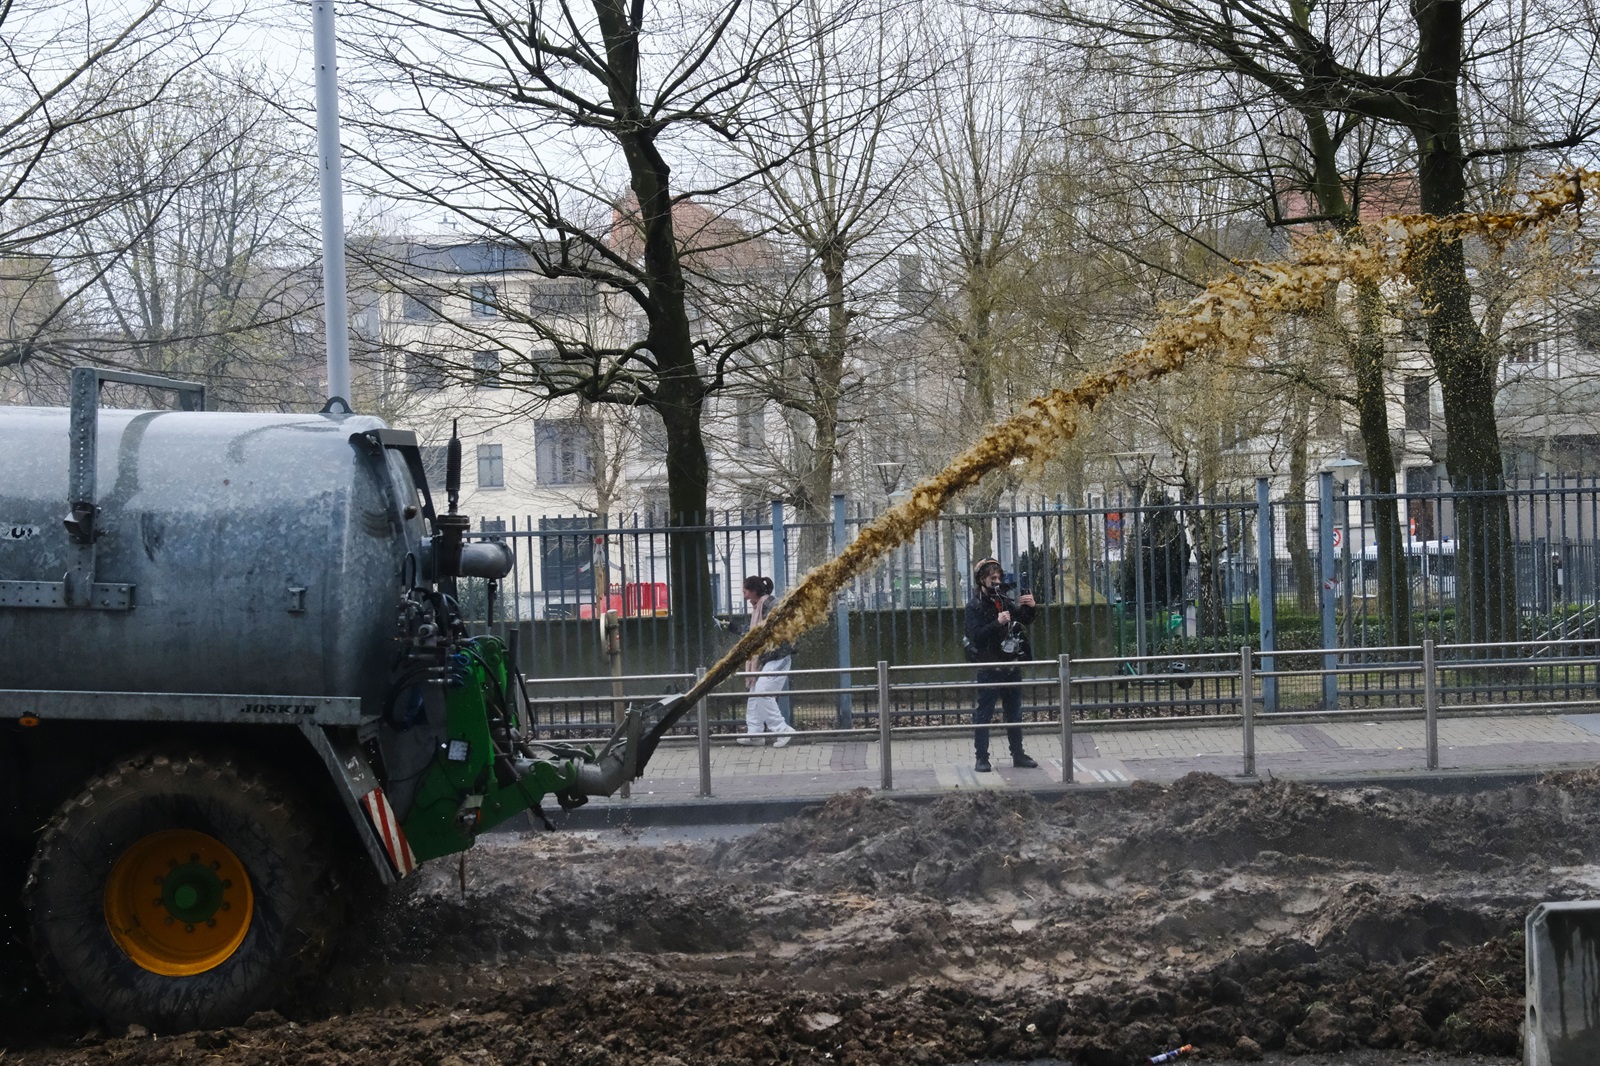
[739,575,797,747]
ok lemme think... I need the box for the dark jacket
[965,586,1036,666]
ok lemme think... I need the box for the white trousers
[746,656,793,735]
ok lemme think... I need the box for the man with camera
[964,557,1040,773]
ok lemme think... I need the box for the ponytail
[743,575,774,597]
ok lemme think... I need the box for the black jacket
[965,586,1036,665]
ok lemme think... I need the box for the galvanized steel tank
[0,406,425,709]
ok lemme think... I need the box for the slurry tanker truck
[0,368,683,1031]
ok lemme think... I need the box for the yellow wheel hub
[103,829,254,976]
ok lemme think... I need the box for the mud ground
[7,770,1593,1064]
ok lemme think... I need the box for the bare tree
[905,21,1047,559]
[38,67,322,409]
[1031,0,1600,641]
[340,0,814,653]
[727,0,922,566]
[0,0,226,383]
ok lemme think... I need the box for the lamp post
[875,460,904,498]
[1320,455,1363,705]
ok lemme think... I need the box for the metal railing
[517,636,1600,797]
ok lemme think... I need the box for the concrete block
[1527,901,1600,1065]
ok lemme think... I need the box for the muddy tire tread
[23,749,345,1030]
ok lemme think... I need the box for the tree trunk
[794,240,849,570]
[1299,101,1412,643]
[1409,0,1514,645]
[1350,278,1413,645]
[660,394,712,666]
[611,113,715,665]
[1285,383,1316,613]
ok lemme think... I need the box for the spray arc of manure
[682,170,1597,708]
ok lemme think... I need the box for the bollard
[695,666,710,798]
[1241,646,1256,777]
[1423,638,1439,770]
[1526,901,1600,1065]
[877,660,892,791]
[1059,653,1074,784]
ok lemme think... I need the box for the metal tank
[0,402,425,712]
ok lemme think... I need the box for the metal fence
[469,476,1600,707]
[519,638,1600,741]
[517,637,1600,795]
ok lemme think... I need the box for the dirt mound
[10,773,1592,1063]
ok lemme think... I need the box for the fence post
[1318,470,1338,709]
[1424,638,1439,770]
[1241,645,1256,777]
[833,494,854,728]
[1059,653,1074,784]
[695,666,711,798]
[771,499,793,726]
[1256,477,1278,712]
[877,661,892,790]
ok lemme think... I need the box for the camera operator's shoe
[1012,753,1039,769]
[974,757,993,773]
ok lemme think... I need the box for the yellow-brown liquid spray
[683,171,1598,708]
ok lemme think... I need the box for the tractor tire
[23,750,342,1031]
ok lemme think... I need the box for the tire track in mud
[10,771,1600,1063]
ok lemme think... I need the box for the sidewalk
[561,710,1600,826]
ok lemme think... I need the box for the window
[408,356,447,392]
[1315,399,1341,438]
[637,410,669,456]
[1405,467,1436,541]
[420,445,448,494]
[469,284,498,318]
[402,292,440,320]
[736,398,765,450]
[539,516,595,603]
[892,360,920,394]
[477,443,504,489]
[1577,308,1600,351]
[535,420,593,485]
[480,518,507,533]
[636,491,671,522]
[529,282,590,316]
[1504,327,1541,365]
[472,350,502,388]
[1403,376,1431,432]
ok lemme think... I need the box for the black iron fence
[467,477,1600,716]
